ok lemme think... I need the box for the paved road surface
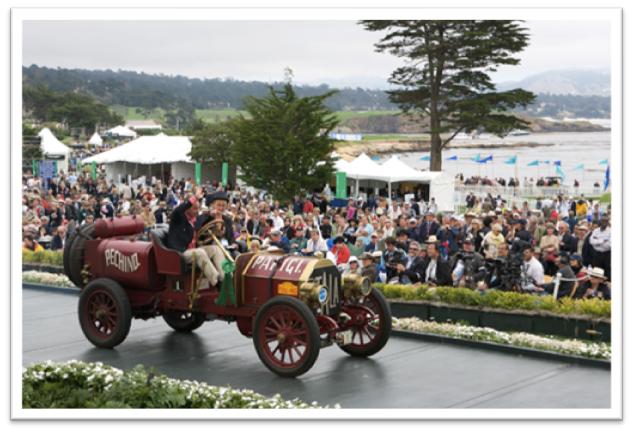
[22,287,610,408]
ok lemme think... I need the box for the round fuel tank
[91,239,161,290]
[93,216,146,239]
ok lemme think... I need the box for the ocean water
[394,131,612,187]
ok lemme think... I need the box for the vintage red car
[63,216,391,377]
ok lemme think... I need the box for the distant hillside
[22,65,394,112]
[23,65,610,119]
[498,69,610,97]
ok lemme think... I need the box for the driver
[164,187,222,287]
[197,191,237,249]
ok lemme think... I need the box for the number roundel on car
[318,286,328,304]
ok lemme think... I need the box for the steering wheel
[195,219,225,246]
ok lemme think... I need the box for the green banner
[336,171,347,199]
[222,162,229,186]
[53,161,58,176]
[32,160,38,176]
[195,162,202,185]
[76,158,82,173]
[90,162,97,181]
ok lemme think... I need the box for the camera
[485,253,523,291]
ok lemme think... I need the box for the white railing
[454,184,604,199]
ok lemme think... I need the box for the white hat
[349,256,359,263]
[588,267,607,279]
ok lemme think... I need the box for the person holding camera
[451,236,486,288]
[382,236,406,282]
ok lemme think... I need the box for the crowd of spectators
[22,166,611,300]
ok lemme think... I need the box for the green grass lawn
[334,110,401,122]
[111,106,402,124]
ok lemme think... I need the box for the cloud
[23,19,611,87]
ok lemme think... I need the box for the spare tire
[68,223,95,289]
[63,221,79,279]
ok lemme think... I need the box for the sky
[22,20,611,88]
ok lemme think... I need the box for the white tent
[37,128,70,172]
[337,153,455,211]
[344,153,385,180]
[106,125,137,138]
[88,132,103,147]
[82,133,232,184]
[83,133,191,165]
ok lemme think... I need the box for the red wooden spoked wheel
[339,289,391,357]
[78,278,132,349]
[253,297,320,377]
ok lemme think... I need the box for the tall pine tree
[360,20,536,171]
[229,82,339,202]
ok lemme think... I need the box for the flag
[477,155,493,164]
[554,160,561,166]
[195,162,202,184]
[573,163,584,171]
[471,153,481,162]
[555,164,566,182]
[527,160,539,167]
[446,155,458,161]
[504,156,517,165]
[599,159,609,165]
[603,165,610,191]
[222,162,229,186]
[420,155,431,161]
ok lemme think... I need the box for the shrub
[23,361,332,409]
[22,250,63,266]
[374,283,610,319]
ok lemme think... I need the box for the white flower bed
[393,317,611,360]
[23,270,75,288]
[23,360,335,409]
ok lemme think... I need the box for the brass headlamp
[299,281,329,306]
[342,274,372,299]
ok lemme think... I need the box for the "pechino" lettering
[104,248,141,273]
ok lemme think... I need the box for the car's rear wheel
[253,297,320,378]
[78,278,132,348]
[339,289,391,357]
[163,311,206,332]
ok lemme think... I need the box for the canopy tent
[82,133,234,185]
[37,128,71,172]
[88,132,103,147]
[105,125,137,138]
[83,133,191,165]
[337,153,455,211]
[344,153,384,180]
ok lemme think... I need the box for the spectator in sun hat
[575,267,610,300]
[343,255,361,277]
[360,252,378,283]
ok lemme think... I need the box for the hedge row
[375,284,611,319]
[23,361,330,409]
[393,317,611,360]
[22,250,63,266]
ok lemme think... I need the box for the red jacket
[303,200,314,214]
[331,244,351,265]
